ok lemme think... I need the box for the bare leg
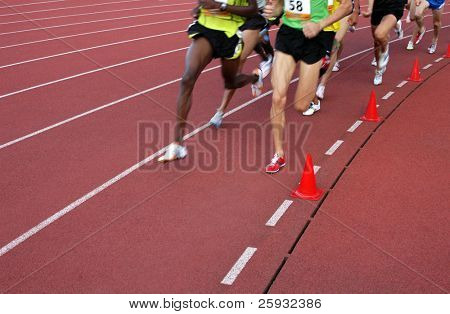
[431,8,442,44]
[270,51,296,156]
[218,29,261,112]
[174,37,213,143]
[293,60,322,113]
[373,15,397,70]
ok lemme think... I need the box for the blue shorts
[428,0,445,10]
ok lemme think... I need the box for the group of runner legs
[158,0,446,174]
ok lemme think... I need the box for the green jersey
[198,0,248,38]
[282,0,330,30]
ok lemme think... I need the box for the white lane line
[1,31,449,255]
[0,9,188,35]
[0,5,190,25]
[397,80,408,88]
[0,1,193,17]
[434,57,444,62]
[325,140,344,156]
[0,46,188,100]
[347,120,363,133]
[382,91,395,100]
[0,83,275,255]
[4,27,445,149]
[221,247,257,285]
[313,165,321,174]
[422,63,433,70]
[266,200,293,227]
[0,17,190,49]
[0,0,65,9]
[0,29,185,69]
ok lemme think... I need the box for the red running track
[0,0,449,293]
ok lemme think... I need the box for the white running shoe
[332,61,340,72]
[302,100,321,116]
[158,143,187,162]
[415,27,426,45]
[406,40,414,51]
[210,110,224,128]
[378,46,390,69]
[251,68,264,97]
[395,20,404,39]
[373,68,385,86]
[371,57,377,67]
[259,54,273,78]
[316,84,326,100]
[428,42,437,54]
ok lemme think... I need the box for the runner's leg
[270,51,296,157]
[174,37,214,143]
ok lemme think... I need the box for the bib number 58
[289,0,303,12]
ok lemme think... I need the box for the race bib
[328,0,335,13]
[284,0,311,20]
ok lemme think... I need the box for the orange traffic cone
[445,44,450,58]
[408,58,422,82]
[291,154,323,201]
[361,90,381,122]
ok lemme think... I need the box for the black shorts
[187,22,242,60]
[319,32,336,77]
[371,0,405,25]
[275,24,333,64]
[240,13,267,31]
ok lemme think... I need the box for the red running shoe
[265,153,286,174]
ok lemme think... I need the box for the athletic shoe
[406,40,414,50]
[371,57,377,67]
[259,54,273,78]
[373,68,385,86]
[158,143,187,162]
[316,84,326,100]
[349,25,356,33]
[210,110,224,128]
[332,61,340,72]
[377,46,390,70]
[395,20,404,39]
[265,153,286,174]
[251,68,264,97]
[415,27,426,45]
[303,100,321,116]
[428,42,437,54]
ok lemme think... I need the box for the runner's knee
[433,19,441,29]
[374,28,387,42]
[180,70,198,90]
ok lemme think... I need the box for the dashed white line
[325,140,344,156]
[347,120,363,133]
[1,32,447,255]
[221,247,257,285]
[434,57,444,63]
[382,91,395,100]
[313,165,321,174]
[422,63,433,70]
[397,80,408,88]
[266,200,293,227]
